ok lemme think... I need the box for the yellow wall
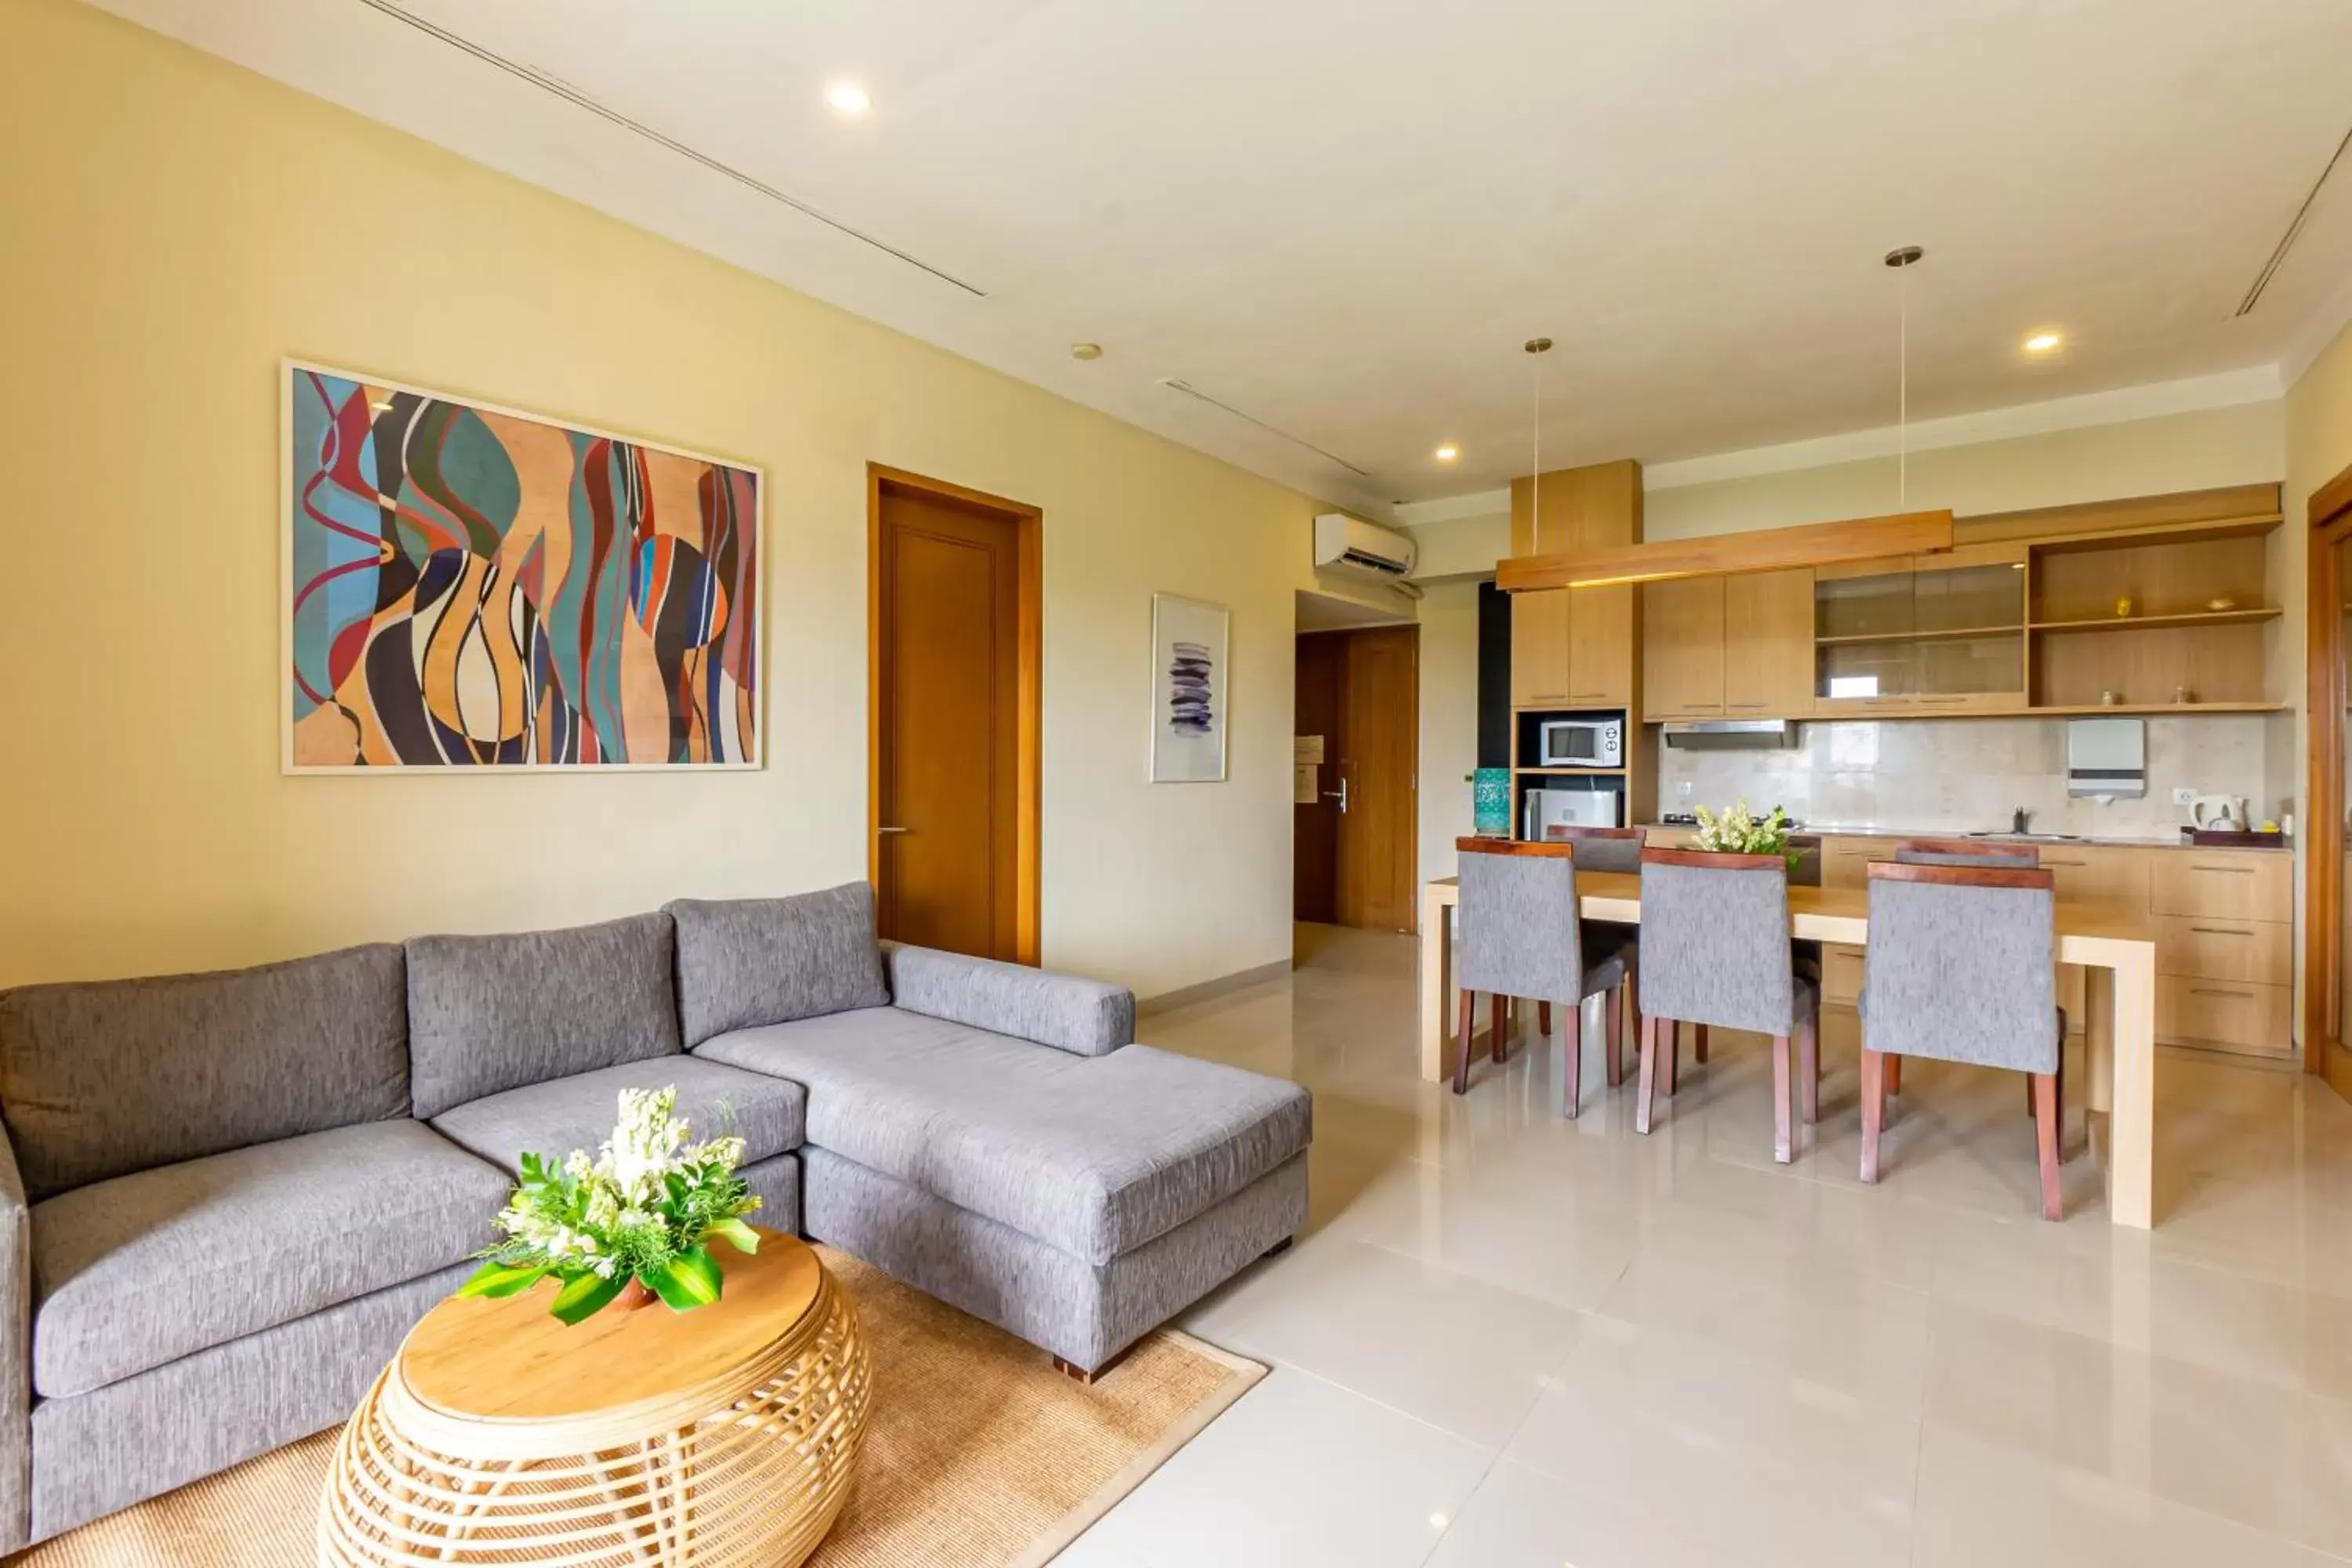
[0,0,1359,996]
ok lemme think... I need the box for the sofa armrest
[0,1123,29,1552]
[881,943,1134,1058]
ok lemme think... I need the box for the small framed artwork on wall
[1149,593,1229,782]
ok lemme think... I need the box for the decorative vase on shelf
[1472,768,1512,836]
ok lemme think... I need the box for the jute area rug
[6,1246,1264,1568]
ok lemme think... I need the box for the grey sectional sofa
[0,883,1308,1548]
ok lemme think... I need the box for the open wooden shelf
[2024,702,2288,717]
[2029,608,2281,635]
[1813,624,2023,648]
[2026,512,2283,554]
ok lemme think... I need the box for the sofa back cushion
[0,945,409,1200]
[406,913,680,1120]
[666,884,890,1048]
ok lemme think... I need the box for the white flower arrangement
[1692,799,1803,870]
[459,1086,762,1324]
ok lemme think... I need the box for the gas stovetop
[1657,810,1806,829]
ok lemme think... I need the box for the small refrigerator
[1523,784,1623,839]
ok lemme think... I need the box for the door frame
[866,463,1044,965]
[2301,459,2352,1091]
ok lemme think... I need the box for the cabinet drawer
[2157,976,2292,1055]
[2034,845,2148,910]
[2149,851,2289,921]
[1820,944,1865,1007]
[1820,836,1896,890]
[2155,916,2292,986]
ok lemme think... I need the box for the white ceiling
[93,0,2352,514]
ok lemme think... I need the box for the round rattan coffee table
[318,1228,870,1568]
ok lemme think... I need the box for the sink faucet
[2011,805,2031,835]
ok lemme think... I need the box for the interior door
[874,484,1022,960]
[1336,626,1420,932]
[1293,633,1345,924]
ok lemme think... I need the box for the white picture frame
[1149,593,1229,783]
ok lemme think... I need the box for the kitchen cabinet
[1510,587,1571,706]
[1812,547,2026,715]
[1564,585,1635,706]
[1515,584,1632,708]
[1641,577,1723,719]
[1723,569,1816,716]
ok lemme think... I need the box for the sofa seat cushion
[694,1007,1310,1265]
[430,1056,806,1178]
[30,1120,509,1399]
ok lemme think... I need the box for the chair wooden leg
[1538,1000,1552,1037]
[1771,1033,1793,1164]
[1635,1014,1660,1134]
[1859,1047,1886,1184]
[1453,988,1476,1095]
[1798,997,1820,1126]
[1695,1023,1710,1065]
[2032,1070,2063,1221]
[1490,993,1508,1064]
[1663,1020,1680,1097]
[1563,996,1584,1120]
[1885,1054,1901,1095]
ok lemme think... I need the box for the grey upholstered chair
[1858,860,2066,1220]
[1452,837,1631,1118]
[1540,825,1646,1086]
[1633,847,1820,1162]
[1882,840,2040,1098]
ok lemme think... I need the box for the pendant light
[1883,245,1923,510]
[1524,336,1553,552]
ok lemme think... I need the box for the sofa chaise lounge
[0,882,1308,1548]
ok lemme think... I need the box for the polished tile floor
[1062,924,2352,1567]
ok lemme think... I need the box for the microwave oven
[1537,717,1623,768]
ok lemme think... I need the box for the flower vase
[613,1279,655,1313]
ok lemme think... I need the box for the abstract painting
[1149,593,1229,782]
[285,363,760,771]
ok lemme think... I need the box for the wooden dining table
[1417,870,2162,1229]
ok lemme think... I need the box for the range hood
[1661,719,1800,750]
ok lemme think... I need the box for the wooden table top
[401,1227,821,1424]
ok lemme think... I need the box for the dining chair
[1878,840,2042,1096]
[1452,837,1632,1118]
[1857,860,2066,1220]
[1632,847,1820,1162]
[1539,825,1645,1085]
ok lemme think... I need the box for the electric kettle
[2190,794,2249,831]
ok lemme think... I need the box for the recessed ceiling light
[1434,443,1460,463]
[2023,331,2063,354]
[1069,342,1103,361]
[825,82,870,114]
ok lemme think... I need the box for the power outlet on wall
[2172,786,2198,806]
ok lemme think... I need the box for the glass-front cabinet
[1813,546,2026,715]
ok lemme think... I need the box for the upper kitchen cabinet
[1564,585,1635,706]
[1812,546,2026,716]
[1511,584,1634,708]
[1642,576,1724,719]
[1722,568,1815,716]
[1510,586,1572,706]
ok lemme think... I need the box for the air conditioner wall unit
[1312,513,1417,579]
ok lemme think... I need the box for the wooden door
[1292,632,1345,924]
[1642,577,1724,718]
[872,473,1039,962]
[1565,585,1635,705]
[1722,568,1816,717]
[1509,589,1572,705]
[1335,626,1419,931]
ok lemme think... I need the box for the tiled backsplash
[1655,716,2290,837]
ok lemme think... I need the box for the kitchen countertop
[1640,821,2292,852]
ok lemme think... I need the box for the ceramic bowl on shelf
[2207,596,2238,612]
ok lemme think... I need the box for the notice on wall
[1294,735,1325,764]
[1294,764,1319,805]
